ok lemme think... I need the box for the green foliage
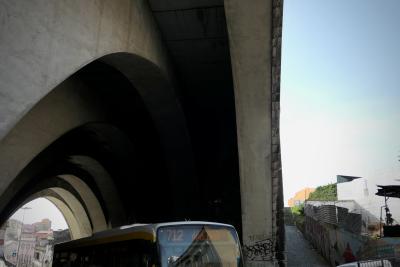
[291,203,304,216]
[290,204,305,232]
[308,183,337,201]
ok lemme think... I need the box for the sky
[11,198,68,230]
[281,0,400,204]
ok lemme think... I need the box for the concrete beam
[0,77,107,200]
[19,188,93,240]
[225,0,283,265]
[45,195,88,240]
[49,187,93,238]
[58,174,107,233]
[66,156,126,228]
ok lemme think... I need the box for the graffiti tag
[243,238,274,261]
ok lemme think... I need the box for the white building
[4,240,17,266]
[33,243,53,267]
[33,232,53,267]
[337,175,400,225]
[17,233,36,267]
[5,219,22,241]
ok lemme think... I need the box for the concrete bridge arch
[0,53,198,228]
[15,184,101,240]
[0,0,284,265]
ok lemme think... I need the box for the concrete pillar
[224,0,283,266]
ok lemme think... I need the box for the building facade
[33,220,51,233]
[33,232,53,267]
[3,218,55,267]
[4,240,17,266]
[17,233,36,267]
[288,187,315,207]
[337,175,400,225]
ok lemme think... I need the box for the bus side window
[55,240,156,267]
[87,246,107,267]
[102,241,142,267]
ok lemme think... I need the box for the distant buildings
[16,233,36,267]
[336,175,362,184]
[33,219,51,233]
[2,219,23,266]
[5,219,22,241]
[4,240,17,266]
[288,187,315,207]
[1,218,70,267]
[300,175,400,265]
[32,231,53,267]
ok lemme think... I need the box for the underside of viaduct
[0,0,284,265]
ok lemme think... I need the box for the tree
[308,183,337,201]
[291,203,304,215]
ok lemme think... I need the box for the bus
[53,221,243,267]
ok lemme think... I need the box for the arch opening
[1,197,70,266]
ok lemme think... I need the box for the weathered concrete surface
[58,174,107,233]
[26,188,95,240]
[271,0,285,263]
[0,0,171,140]
[0,0,169,196]
[0,77,107,206]
[225,0,284,265]
[0,1,284,264]
[45,194,92,240]
[0,0,198,223]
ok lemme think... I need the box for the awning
[376,185,400,198]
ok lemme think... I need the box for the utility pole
[15,207,31,267]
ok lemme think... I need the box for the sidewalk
[285,225,330,267]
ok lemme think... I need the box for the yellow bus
[53,221,243,267]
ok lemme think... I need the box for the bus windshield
[157,225,243,267]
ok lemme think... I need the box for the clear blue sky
[281,0,400,204]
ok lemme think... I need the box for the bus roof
[55,221,235,250]
[117,221,235,232]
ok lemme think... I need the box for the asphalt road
[285,225,330,267]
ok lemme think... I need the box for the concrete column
[224,0,283,266]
